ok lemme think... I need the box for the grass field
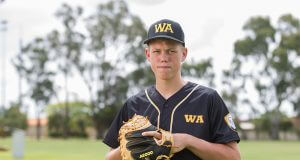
[0,138,109,160]
[1,138,300,160]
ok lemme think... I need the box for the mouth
[157,66,171,69]
[157,66,171,68]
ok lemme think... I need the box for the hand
[142,131,188,154]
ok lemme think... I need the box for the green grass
[0,138,109,160]
[240,140,300,160]
[1,138,300,160]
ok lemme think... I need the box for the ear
[145,47,151,62]
[181,47,188,62]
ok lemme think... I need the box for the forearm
[184,134,241,160]
[105,147,122,160]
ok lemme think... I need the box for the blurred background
[0,0,299,160]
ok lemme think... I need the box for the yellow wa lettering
[155,23,165,32]
[155,23,174,33]
[184,115,204,123]
[184,115,197,123]
[196,115,204,123]
[165,24,174,33]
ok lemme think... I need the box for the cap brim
[143,35,185,46]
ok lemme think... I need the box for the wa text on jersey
[184,115,204,124]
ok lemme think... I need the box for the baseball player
[103,19,241,160]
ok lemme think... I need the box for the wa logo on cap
[154,23,174,33]
[143,19,185,46]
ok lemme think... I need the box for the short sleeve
[102,102,129,148]
[208,90,240,144]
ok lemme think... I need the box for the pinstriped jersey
[103,81,240,160]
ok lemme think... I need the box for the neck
[155,77,187,99]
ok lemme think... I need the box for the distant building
[238,117,300,140]
[238,121,257,140]
[26,118,48,138]
[291,116,300,130]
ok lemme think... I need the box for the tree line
[0,0,299,140]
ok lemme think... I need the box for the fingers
[142,131,162,139]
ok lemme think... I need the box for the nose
[160,51,168,62]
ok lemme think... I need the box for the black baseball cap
[143,19,185,46]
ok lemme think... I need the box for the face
[145,39,187,81]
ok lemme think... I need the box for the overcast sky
[1,0,299,118]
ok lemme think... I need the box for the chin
[157,74,173,81]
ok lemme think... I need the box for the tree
[280,117,293,140]
[182,58,215,86]
[78,0,147,138]
[47,3,86,138]
[13,37,56,140]
[0,103,27,136]
[224,14,300,139]
[47,101,92,138]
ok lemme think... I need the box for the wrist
[183,134,203,150]
[182,133,192,148]
[175,133,191,148]
[105,147,121,160]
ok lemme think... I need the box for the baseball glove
[119,114,174,160]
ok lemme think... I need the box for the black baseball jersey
[103,81,240,160]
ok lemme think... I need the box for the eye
[169,50,176,54]
[153,50,160,54]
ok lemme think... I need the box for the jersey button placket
[159,101,169,130]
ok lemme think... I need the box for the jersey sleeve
[102,102,129,148]
[208,90,240,144]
